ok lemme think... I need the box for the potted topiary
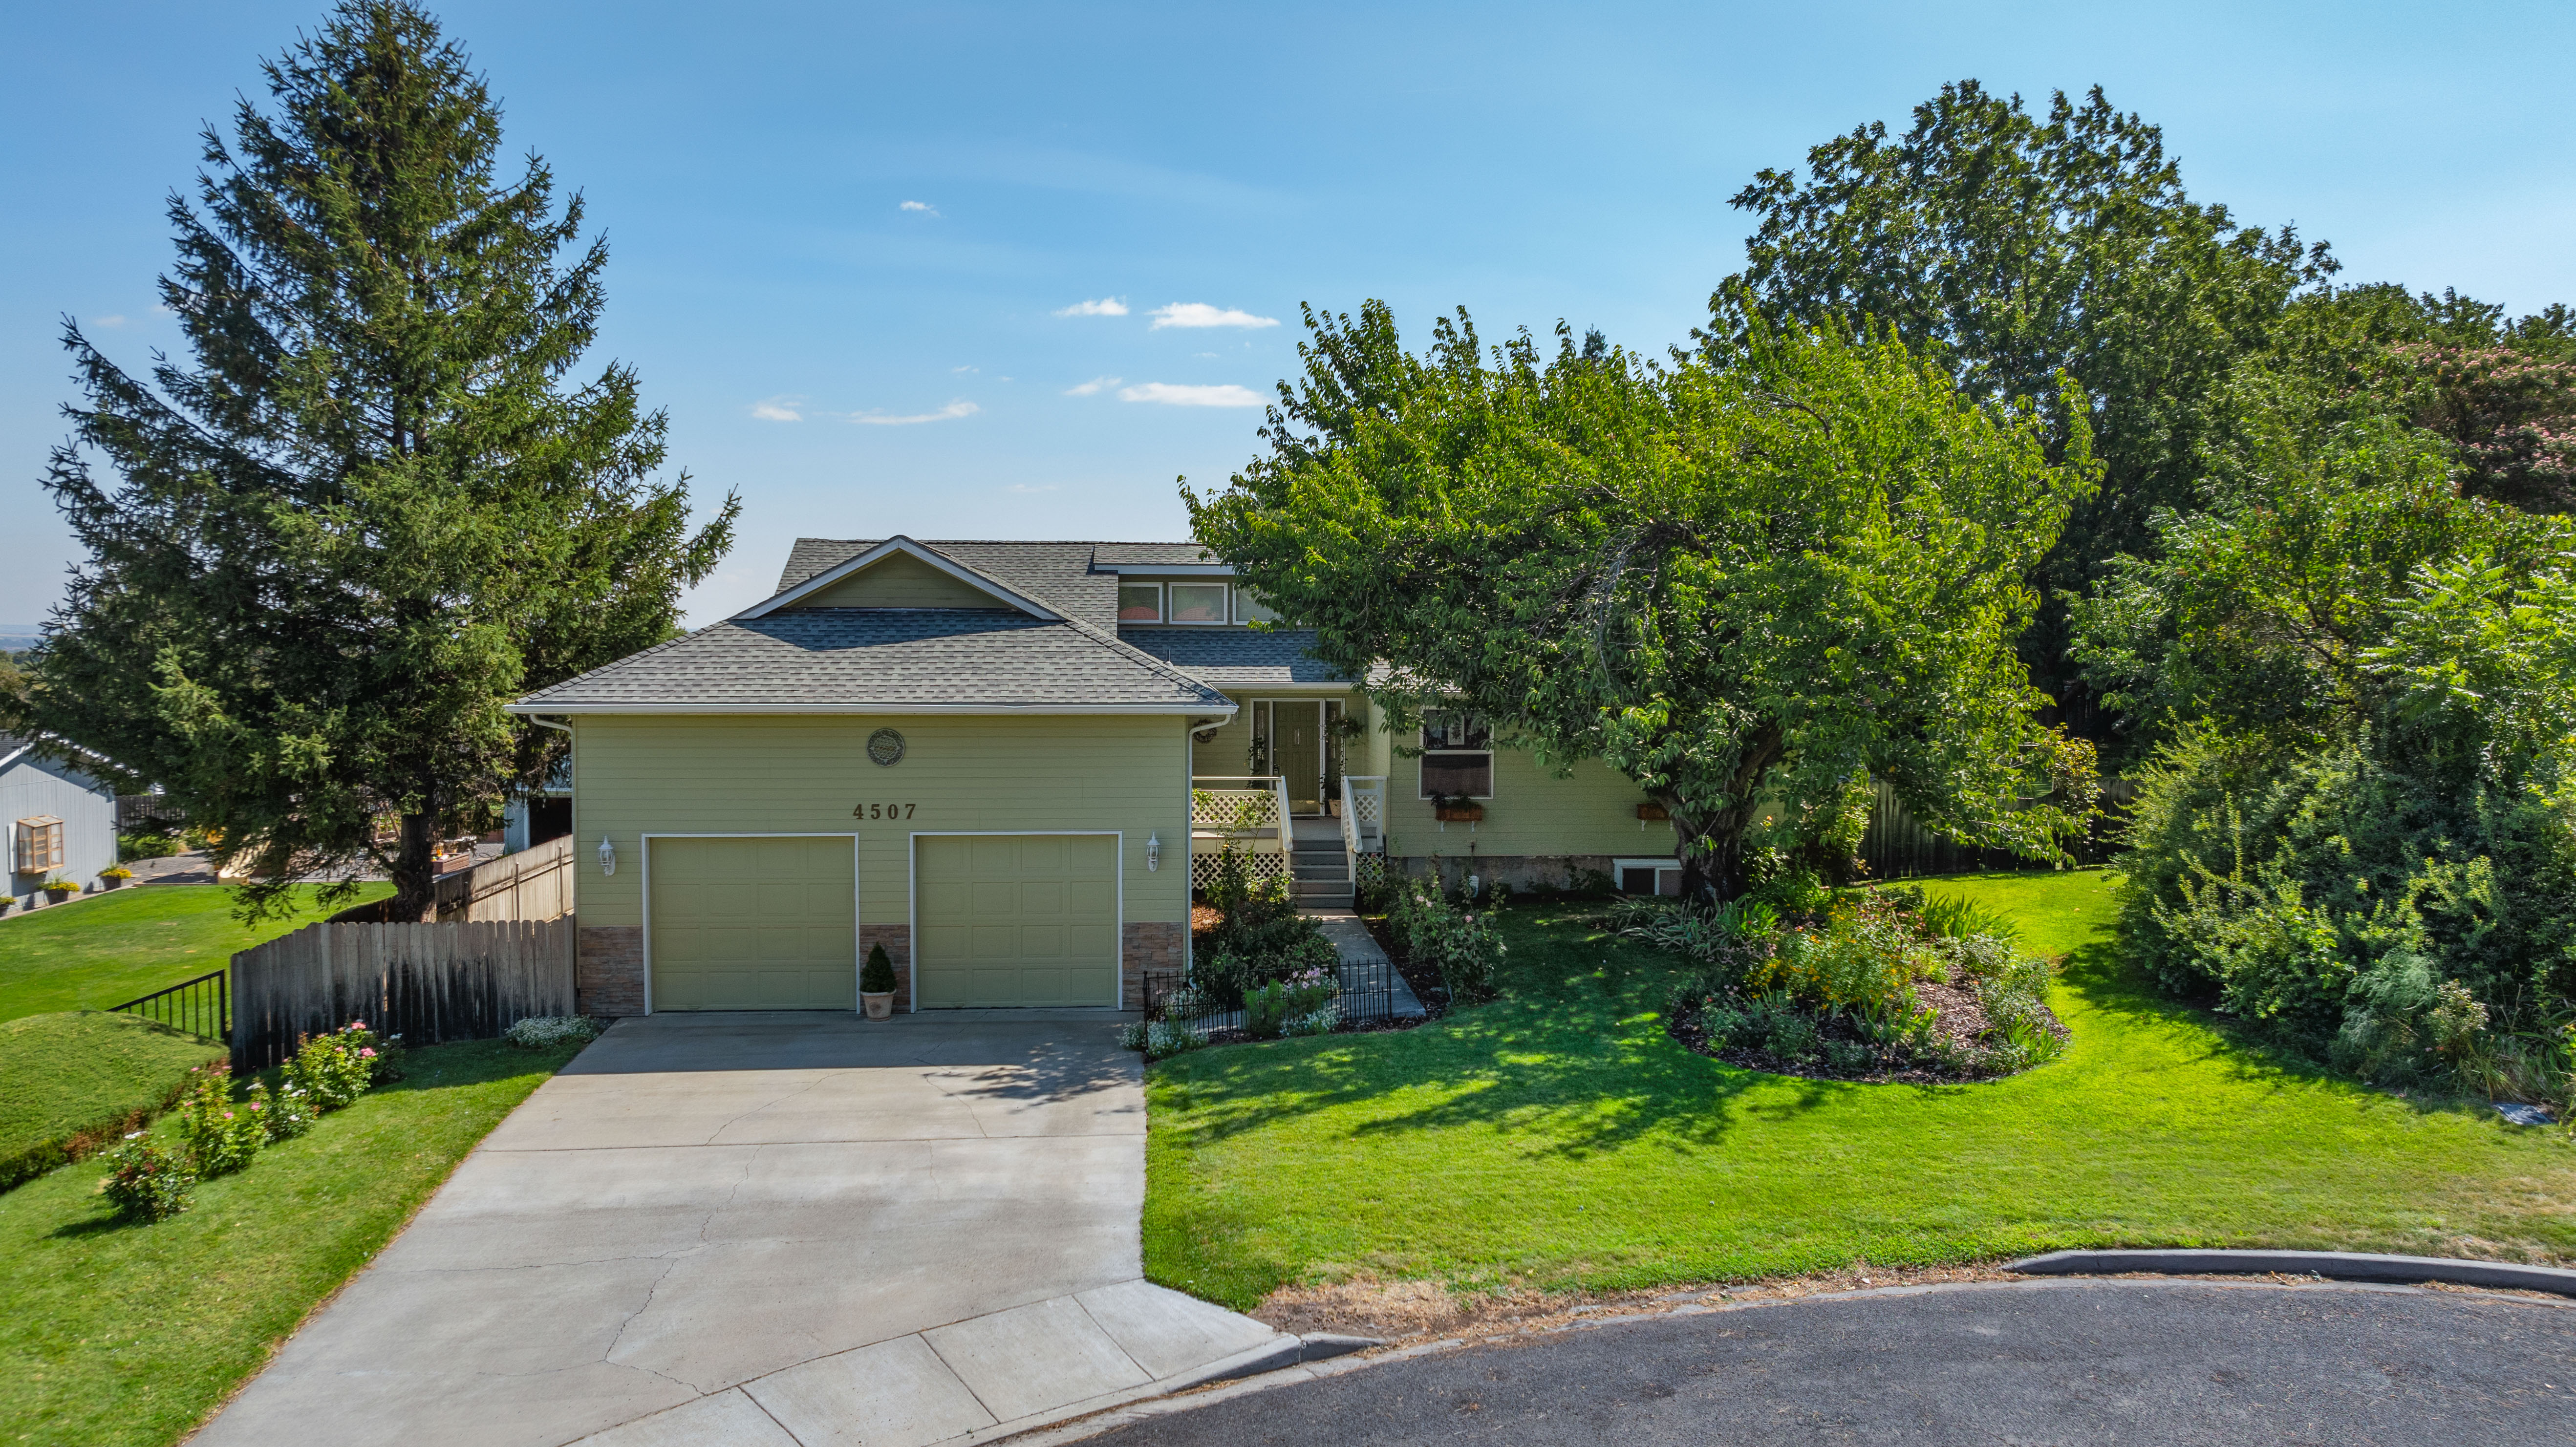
[99,865,135,890]
[859,942,899,1020]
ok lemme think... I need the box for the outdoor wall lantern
[1146,832,1160,872]
[598,834,617,876]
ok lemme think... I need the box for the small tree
[24,1,734,920]
[1190,303,2101,898]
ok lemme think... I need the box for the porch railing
[1340,774,1387,896]
[1190,776,1295,891]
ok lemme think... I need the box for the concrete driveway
[197,1010,1291,1447]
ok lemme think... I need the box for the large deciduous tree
[1710,81,2334,732]
[1189,303,2102,898]
[23,0,735,920]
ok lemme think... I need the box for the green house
[511,536,1671,1016]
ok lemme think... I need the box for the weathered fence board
[231,915,576,1069]
[1859,777,2135,880]
[327,833,574,925]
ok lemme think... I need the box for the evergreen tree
[25,0,735,920]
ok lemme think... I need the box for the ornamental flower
[359,1047,377,1058]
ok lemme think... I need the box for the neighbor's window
[1236,589,1281,624]
[1117,583,1163,622]
[14,816,64,874]
[1418,712,1493,799]
[1168,581,1230,624]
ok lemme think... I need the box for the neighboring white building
[3,733,118,909]
[501,759,573,853]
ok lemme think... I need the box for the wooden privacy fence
[327,833,574,924]
[231,916,576,1070]
[1859,777,2136,881]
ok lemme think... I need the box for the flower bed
[1621,885,2071,1083]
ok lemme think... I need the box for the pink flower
[349,1021,366,1030]
[359,1047,377,1058]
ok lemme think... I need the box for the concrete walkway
[195,1011,1295,1447]
[1310,910,1427,1020]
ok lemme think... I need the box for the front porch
[1189,774,1384,912]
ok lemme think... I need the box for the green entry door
[649,836,857,1011]
[913,834,1118,1007]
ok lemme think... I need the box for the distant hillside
[0,626,42,653]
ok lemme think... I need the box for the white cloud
[1149,302,1278,330]
[900,200,940,215]
[750,396,804,422]
[848,400,979,426]
[1119,382,1266,408]
[89,315,129,328]
[952,364,979,374]
[1055,297,1130,317]
[1063,376,1123,396]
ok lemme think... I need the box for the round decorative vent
[866,727,907,767]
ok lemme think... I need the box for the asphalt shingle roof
[513,610,1233,712]
[1117,628,1354,686]
[776,539,1229,633]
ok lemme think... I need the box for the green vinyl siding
[796,550,1014,609]
[914,834,1118,1006]
[1378,746,1660,861]
[649,835,857,1010]
[570,714,1189,934]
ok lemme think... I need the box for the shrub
[99,865,135,882]
[283,1021,401,1110]
[96,1135,196,1221]
[1118,1018,1209,1060]
[173,1063,265,1176]
[1386,877,1505,1003]
[1243,968,1338,1040]
[501,1015,602,1049]
[1192,846,1338,1006]
[860,943,899,995]
[118,830,184,861]
[263,1083,317,1141]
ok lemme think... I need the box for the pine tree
[27,1,736,920]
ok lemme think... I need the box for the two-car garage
[644,833,1119,1011]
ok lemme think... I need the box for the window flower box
[1636,802,1670,822]
[1434,801,1485,823]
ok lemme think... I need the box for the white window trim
[640,833,862,1017]
[1164,580,1233,627]
[1116,580,1165,624]
[1416,714,1495,801]
[1612,857,1682,894]
[908,831,1126,1011]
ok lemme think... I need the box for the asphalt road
[1091,1280,2576,1446]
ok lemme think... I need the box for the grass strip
[0,1036,579,1446]
[0,883,392,1025]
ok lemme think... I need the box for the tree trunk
[1660,724,1784,903]
[388,798,440,922]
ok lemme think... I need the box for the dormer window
[1167,582,1230,624]
[1117,583,1163,622]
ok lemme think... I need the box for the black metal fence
[111,969,229,1042]
[1142,954,1415,1036]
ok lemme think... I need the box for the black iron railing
[1143,954,1416,1038]
[111,969,230,1043]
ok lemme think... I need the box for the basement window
[14,816,64,875]
[1613,857,1682,896]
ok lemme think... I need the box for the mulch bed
[1664,970,2069,1085]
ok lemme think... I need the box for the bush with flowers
[97,1134,197,1221]
[173,1061,267,1175]
[282,1020,403,1111]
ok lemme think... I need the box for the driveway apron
[194,1010,1290,1447]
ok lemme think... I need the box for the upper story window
[14,815,64,875]
[1167,581,1230,624]
[1236,589,1281,623]
[1117,583,1163,622]
[1418,712,1493,799]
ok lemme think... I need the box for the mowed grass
[0,1013,226,1184]
[0,1037,580,1447]
[1143,871,2576,1309]
[0,883,390,1023]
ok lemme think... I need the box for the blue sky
[4,1,2571,626]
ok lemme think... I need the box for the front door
[1255,700,1344,815]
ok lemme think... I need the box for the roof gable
[739,537,1059,621]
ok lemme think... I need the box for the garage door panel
[650,836,857,1011]
[914,834,1118,1008]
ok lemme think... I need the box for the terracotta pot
[860,992,895,1021]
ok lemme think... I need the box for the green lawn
[0,1013,227,1189]
[0,1037,580,1447]
[1143,871,2576,1310]
[0,883,390,1023]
